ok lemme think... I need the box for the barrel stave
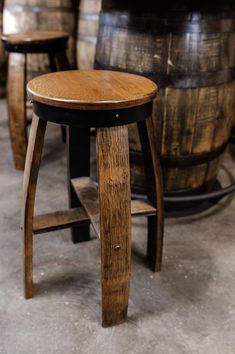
[77,0,101,69]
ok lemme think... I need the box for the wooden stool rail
[1,31,70,170]
[23,70,164,327]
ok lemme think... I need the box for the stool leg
[7,52,27,170]
[137,118,164,272]
[21,114,47,299]
[97,126,131,327]
[67,126,90,243]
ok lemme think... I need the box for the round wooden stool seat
[2,31,69,53]
[27,70,157,127]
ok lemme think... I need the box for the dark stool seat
[1,31,69,53]
[22,70,164,327]
[2,31,70,170]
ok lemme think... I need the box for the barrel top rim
[27,70,158,110]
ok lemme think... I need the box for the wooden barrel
[96,1,235,195]
[77,0,101,69]
[3,0,78,80]
[0,1,6,97]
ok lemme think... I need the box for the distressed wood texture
[3,0,78,80]
[21,114,47,299]
[33,207,89,235]
[97,125,132,327]
[95,3,235,193]
[7,52,27,170]
[77,0,101,69]
[72,177,101,237]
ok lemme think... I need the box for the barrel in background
[3,0,78,80]
[96,3,235,195]
[77,0,101,69]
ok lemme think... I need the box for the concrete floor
[0,98,235,354]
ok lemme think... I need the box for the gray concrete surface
[0,98,234,354]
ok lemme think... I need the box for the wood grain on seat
[27,70,158,110]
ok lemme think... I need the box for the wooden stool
[22,70,164,327]
[2,31,70,170]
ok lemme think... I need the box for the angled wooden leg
[21,114,47,299]
[67,126,90,243]
[137,118,164,272]
[7,53,27,170]
[97,126,132,327]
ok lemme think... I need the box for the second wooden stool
[23,70,164,327]
[2,31,70,170]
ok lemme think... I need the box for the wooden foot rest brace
[33,177,156,235]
